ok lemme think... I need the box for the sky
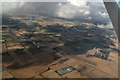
[2,0,114,28]
[2,0,109,20]
[116,0,120,2]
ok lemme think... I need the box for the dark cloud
[2,1,111,24]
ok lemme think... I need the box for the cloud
[2,0,111,24]
[55,1,110,23]
[67,0,87,7]
[2,0,25,14]
[2,2,61,16]
[55,3,90,18]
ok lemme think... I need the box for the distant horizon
[2,1,110,24]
